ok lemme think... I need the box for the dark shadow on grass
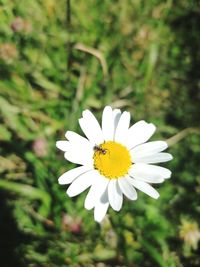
[167,10,200,128]
[0,192,22,267]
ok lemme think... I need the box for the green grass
[0,0,200,266]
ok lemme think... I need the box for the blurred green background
[0,0,200,266]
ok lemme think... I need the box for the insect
[93,144,108,155]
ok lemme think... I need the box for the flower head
[56,106,172,222]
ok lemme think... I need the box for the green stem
[166,127,200,146]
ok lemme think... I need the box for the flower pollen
[93,141,131,179]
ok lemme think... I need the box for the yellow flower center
[93,141,131,179]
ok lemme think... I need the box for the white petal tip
[58,178,65,185]
[129,195,137,201]
[147,122,156,133]
[64,131,70,139]
[112,206,122,212]
[64,152,68,160]
[56,141,60,149]
[85,206,93,211]
[82,110,90,117]
[66,190,74,198]
[152,192,160,199]
[56,140,72,152]
[94,216,105,223]
[163,153,173,162]
[78,118,83,124]
[84,201,94,210]
[165,170,172,179]
[104,106,112,111]
[114,208,120,212]
[164,141,169,148]
[94,218,102,223]
[149,123,156,129]
[56,141,68,151]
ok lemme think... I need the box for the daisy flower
[56,106,172,222]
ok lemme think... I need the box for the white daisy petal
[67,170,97,197]
[131,175,164,184]
[56,131,94,164]
[64,151,83,165]
[66,132,94,161]
[128,177,160,199]
[79,110,104,145]
[102,106,114,141]
[114,111,130,144]
[129,163,171,183]
[130,141,168,157]
[58,166,93,185]
[113,109,121,133]
[131,152,173,164]
[125,120,156,149]
[94,201,109,223]
[84,175,109,210]
[56,141,70,152]
[57,132,94,164]
[108,179,123,211]
[65,131,93,149]
[118,177,137,200]
[64,149,93,166]
[94,188,109,222]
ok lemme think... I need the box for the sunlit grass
[0,0,200,266]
